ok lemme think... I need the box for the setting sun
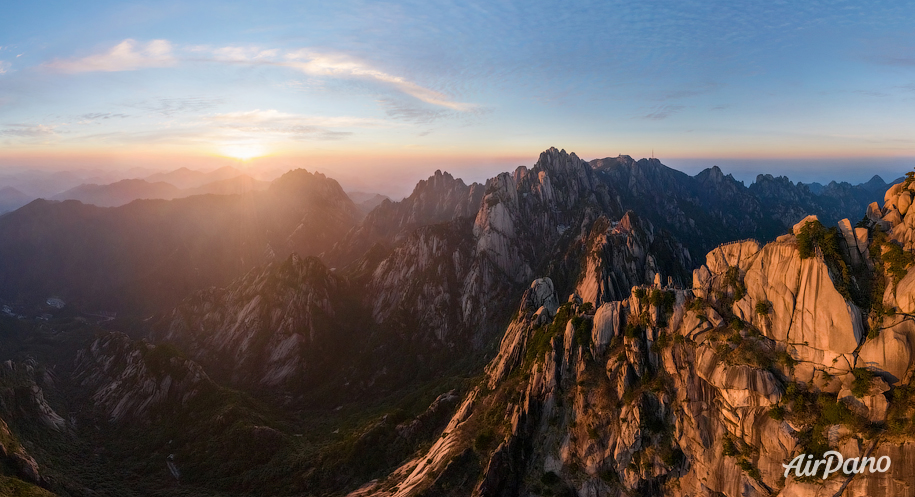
[220,143,267,160]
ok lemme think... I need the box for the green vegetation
[648,289,676,314]
[851,368,875,398]
[720,434,739,457]
[871,228,915,285]
[754,300,771,316]
[624,322,642,338]
[571,315,593,350]
[796,220,854,301]
[767,405,785,421]
[524,303,572,366]
[0,477,56,497]
[724,266,747,301]
[886,381,915,436]
[685,297,709,313]
[778,382,875,459]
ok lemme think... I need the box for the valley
[0,148,912,496]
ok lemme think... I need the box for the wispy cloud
[644,105,685,120]
[0,123,60,137]
[0,61,10,75]
[127,96,225,117]
[43,40,477,113]
[44,39,175,73]
[76,113,130,124]
[377,98,450,124]
[207,109,387,128]
[284,50,476,112]
[206,109,385,140]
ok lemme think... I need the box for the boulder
[527,278,559,316]
[788,257,862,357]
[592,301,622,354]
[705,240,761,274]
[867,202,883,223]
[837,218,861,265]
[886,182,905,203]
[854,227,869,253]
[695,347,782,407]
[900,191,912,215]
[883,209,903,228]
[792,215,819,235]
[896,269,915,314]
[857,325,912,383]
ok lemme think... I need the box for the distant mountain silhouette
[51,175,268,207]
[144,165,245,189]
[0,169,358,312]
[0,186,34,214]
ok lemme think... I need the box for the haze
[2,1,915,197]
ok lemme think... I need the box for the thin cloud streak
[44,39,175,72]
[42,40,477,113]
[284,50,476,112]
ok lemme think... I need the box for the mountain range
[0,148,913,497]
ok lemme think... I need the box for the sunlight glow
[220,142,268,161]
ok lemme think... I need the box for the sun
[220,143,267,161]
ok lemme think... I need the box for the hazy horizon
[3,1,915,195]
[1,150,911,200]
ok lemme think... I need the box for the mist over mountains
[0,148,913,497]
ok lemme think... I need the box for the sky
[2,1,915,195]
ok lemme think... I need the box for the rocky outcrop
[366,148,621,346]
[575,213,692,306]
[161,253,345,389]
[328,170,484,267]
[74,332,215,423]
[353,173,915,496]
[0,360,65,432]
[0,416,44,487]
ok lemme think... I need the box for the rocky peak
[325,170,483,268]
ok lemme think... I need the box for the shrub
[686,298,708,312]
[851,368,875,398]
[474,429,494,452]
[725,266,747,300]
[721,435,740,457]
[755,300,771,316]
[768,405,785,421]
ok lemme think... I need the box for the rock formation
[351,172,915,496]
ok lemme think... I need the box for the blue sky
[2,1,915,194]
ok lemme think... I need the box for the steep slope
[328,170,484,268]
[592,157,781,255]
[161,254,355,393]
[353,174,915,497]
[0,169,360,312]
[364,148,625,347]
